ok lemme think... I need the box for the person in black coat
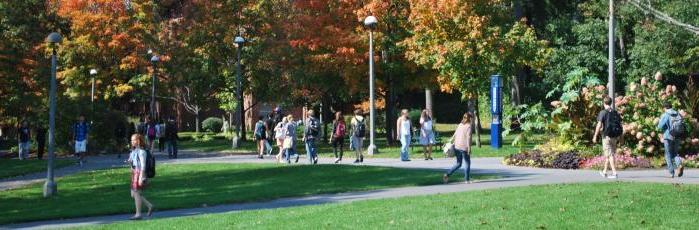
[35,126,47,160]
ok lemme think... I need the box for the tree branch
[627,0,699,35]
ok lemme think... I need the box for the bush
[202,117,223,133]
[503,150,546,168]
[551,152,581,169]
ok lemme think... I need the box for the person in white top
[419,109,435,160]
[274,117,288,163]
[127,134,154,220]
[396,109,412,161]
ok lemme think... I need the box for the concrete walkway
[3,152,699,229]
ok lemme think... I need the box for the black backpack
[354,118,366,138]
[255,121,266,138]
[669,114,687,139]
[145,150,156,178]
[604,109,623,138]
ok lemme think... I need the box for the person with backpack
[396,109,412,162]
[304,110,320,164]
[157,119,166,153]
[17,120,31,160]
[264,113,275,155]
[283,114,301,164]
[73,115,90,166]
[165,117,179,159]
[144,117,158,153]
[127,134,154,220]
[592,97,622,179]
[420,109,435,160]
[658,102,685,178]
[275,116,289,163]
[443,112,473,184]
[330,112,346,163]
[350,109,366,163]
[254,115,267,159]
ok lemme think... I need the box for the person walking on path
[157,119,166,153]
[143,117,158,153]
[396,109,412,162]
[165,117,179,159]
[331,112,346,163]
[592,97,622,179]
[304,110,320,164]
[264,113,275,155]
[35,125,46,160]
[73,115,90,166]
[283,114,300,164]
[443,113,473,184]
[350,109,366,163]
[17,120,31,160]
[658,102,685,178]
[126,134,154,220]
[419,109,435,160]
[254,116,267,159]
[274,117,288,163]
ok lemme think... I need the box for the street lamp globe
[150,55,160,63]
[364,16,378,30]
[90,69,97,75]
[147,49,153,55]
[47,32,62,44]
[234,36,245,45]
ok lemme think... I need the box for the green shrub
[202,117,223,133]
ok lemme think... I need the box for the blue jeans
[284,146,297,163]
[663,139,682,175]
[446,149,471,181]
[167,140,178,158]
[400,135,410,161]
[305,139,317,164]
[18,141,30,159]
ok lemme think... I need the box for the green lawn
[84,182,699,229]
[0,159,74,179]
[0,163,493,224]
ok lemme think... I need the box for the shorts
[602,136,617,157]
[75,140,87,153]
[420,131,435,146]
[131,169,147,190]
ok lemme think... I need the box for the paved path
[3,152,699,229]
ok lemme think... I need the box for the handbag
[443,142,455,157]
[283,138,293,149]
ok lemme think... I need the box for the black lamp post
[44,32,61,197]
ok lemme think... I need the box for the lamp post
[608,0,615,109]
[44,32,61,197]
[89,68,97,119]
[232,36,245,148]
[149,50,159,119]
[364,16,378,155]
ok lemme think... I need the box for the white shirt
[129,148,147,171]
[400,118,411,136]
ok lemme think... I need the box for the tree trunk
[425,88,433,115]
[473,95,482,148]
[195,111,200,134]
[384,65,395,145]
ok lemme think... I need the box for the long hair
[421,109,431,121]
[461,113,473,124]
[334,112,343,122]
[131,134,146,149]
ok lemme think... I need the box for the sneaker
[678,165,684,177]
[313,158,318,165]
[402,159,411,162]
[465,180,472,184]
[353,159,360,164]
[295,155,299,163]
[360,155,364,163]
[598,171,607,178]
[607,174,617,179]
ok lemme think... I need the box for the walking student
[592,97,622,179]
[157,119,166,153]
[144,117,157,153]
[396,109,412,161]
[254,116,267,159]
[17,120,31,160]
[304,110,320,164]
[283,114,300,164]
[275,117,288,163]
[264,113,275,155]
[419,109,435,160]
[73,115,90,166]
[36,125,47,160]
[331,112,346,163]
[443,113,473,184]
[127,134,154,220]
[165,117,179,159]
[658,102,685,178]
[350,109,365,163]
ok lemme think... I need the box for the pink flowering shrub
[579,147,651,169]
